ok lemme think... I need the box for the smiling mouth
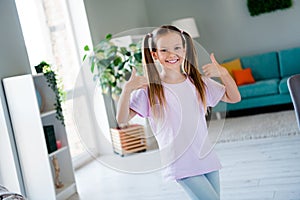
[166,59,179,64]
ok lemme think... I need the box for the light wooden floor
[69,135,300,200]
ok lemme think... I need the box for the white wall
[83,0,150,45]
[145,0,300,61]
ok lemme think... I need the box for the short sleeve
[129,88,150,118]
[203,77,225,107]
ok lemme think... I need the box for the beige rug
[207,110,300,143]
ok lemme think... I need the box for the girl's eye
[160,49,167,52]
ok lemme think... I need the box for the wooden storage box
[110,124,147,156]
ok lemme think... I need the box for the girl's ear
[151,51,158,60]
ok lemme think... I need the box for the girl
[117,25,240,200]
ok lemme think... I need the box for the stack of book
[110,124,147,156]
[43,125,57,154]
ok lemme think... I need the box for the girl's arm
[202,53,241,103]
[116,68,148,126]
[116,87,136,126]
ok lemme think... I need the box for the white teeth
[167,59,177,64]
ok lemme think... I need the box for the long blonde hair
[142,25,207,114]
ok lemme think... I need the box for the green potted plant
[83,33,143,127]
[83,34,147,156]
[34,61,66,126]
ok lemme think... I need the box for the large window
[15,0,95,166]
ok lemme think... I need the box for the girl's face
[152,32,186,71]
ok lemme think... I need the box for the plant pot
[35,65,43,73]
[110,124,147,156]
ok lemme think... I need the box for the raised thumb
[129,67,137,79]
[210,53,219,65]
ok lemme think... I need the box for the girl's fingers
[125,69,148,91]
[203,65,219,77]
[202,63,211,71]
[202,68,210,77]
[202,64,213,72]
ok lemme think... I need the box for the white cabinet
[3,74,77,200]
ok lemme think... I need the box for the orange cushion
[221,59,243,77]
[232,68,255,86]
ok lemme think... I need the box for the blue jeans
[177,171,220,200]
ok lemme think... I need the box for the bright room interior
[1,0,300,199]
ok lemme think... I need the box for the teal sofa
[213,46,300,113]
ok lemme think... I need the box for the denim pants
[177,171,220,200]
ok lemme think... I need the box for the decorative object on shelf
[35,89,44,112]
[34,61,66,126]
[56,140,62,149]
[247,0,292,16]
[83,33,143,127]
[52,155,64,189]
[43,125,58,154]
[172,17,200,38]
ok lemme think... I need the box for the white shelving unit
[3,74,77,200]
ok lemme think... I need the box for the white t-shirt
[130,76,225,181]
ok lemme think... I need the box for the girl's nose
[168,51,177,57]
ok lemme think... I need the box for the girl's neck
[160,69,186,84]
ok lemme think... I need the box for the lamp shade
[172,17,200,38]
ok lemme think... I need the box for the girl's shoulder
[131,88,149,99]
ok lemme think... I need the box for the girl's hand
[202,53,228,78]
[124,68,148,93]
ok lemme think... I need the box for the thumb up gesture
[124,68,148,92]
[202,53,227,78]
